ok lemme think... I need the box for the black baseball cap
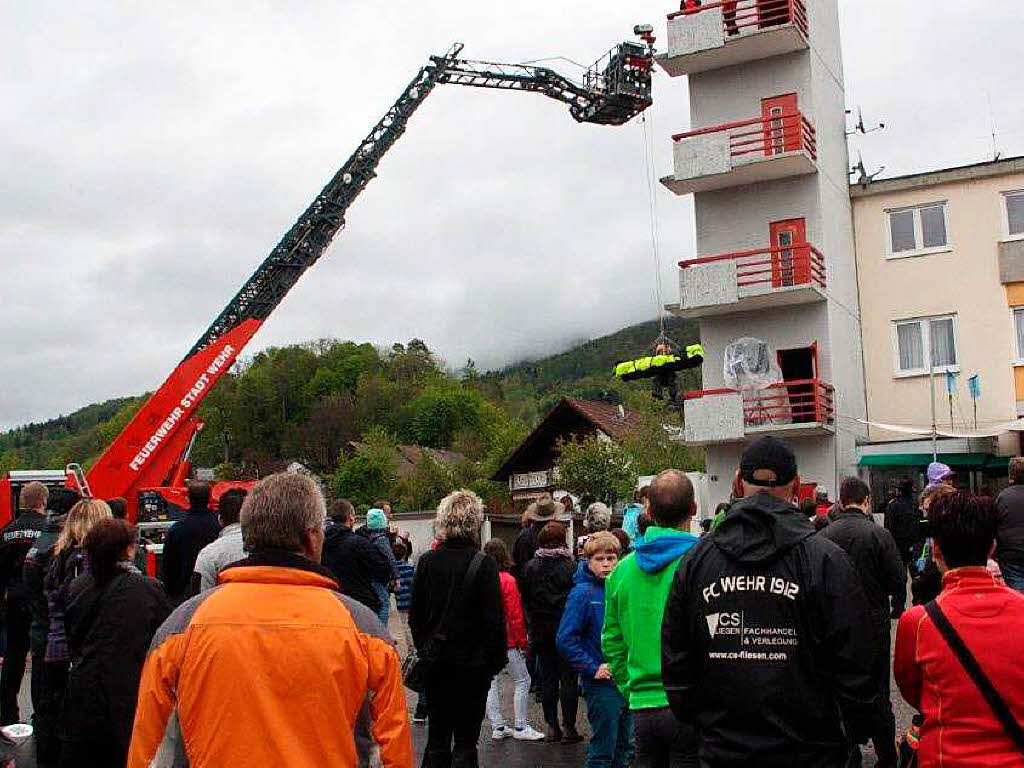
[740,436,798,487]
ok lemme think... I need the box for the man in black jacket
[995,457,1024,592]
[321,499,392,613]
[0,481,49,724]
[160,481,220,605]
[884,477,920,612]
[819,477,904,768]
[662,436,877,767]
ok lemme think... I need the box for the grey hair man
[662,436,877,767]
[128,472,413,768]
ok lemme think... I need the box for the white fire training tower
[660,0,866,504]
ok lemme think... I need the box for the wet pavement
[6,614,913,767]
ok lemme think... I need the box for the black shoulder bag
[402,551,485,693]
[924,600,1024,754]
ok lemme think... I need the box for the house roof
[850,155,1024,198]
[345,441,464,480]
[491,397,646,482]
[565,398,646,440]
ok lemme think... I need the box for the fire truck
[1,32,655,538]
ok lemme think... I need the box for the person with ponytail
[37,498,110,766]
[62,518,170,767]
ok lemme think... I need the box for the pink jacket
[498,571,528,649]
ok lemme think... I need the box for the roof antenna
[845,106,885,136]
[987,91,1002,161]
[850,151,884,189]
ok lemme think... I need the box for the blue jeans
[1001,560,1024,593]
[582,679,635,768]
[372,582,391,628]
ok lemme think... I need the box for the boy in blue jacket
[557,531,634,768]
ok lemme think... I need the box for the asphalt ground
[5,612,914,768]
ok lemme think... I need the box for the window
[1014,308,1024,362]
[1005,191,1024,238]
[893,315,957,375]
[886,202,949,256]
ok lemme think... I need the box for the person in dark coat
[885,478,921,595]
[321,499,393,613]
[0,481,48,724]
[521,521,580,743]
[662,437,878,768]
[160,480,220,604]
[995,456,1024,592]
[22,487,79,767]
[63,518,171,767]
[410,489,506,768]
[819,477,905,768]
[511,496,567,580]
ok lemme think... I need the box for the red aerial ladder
[1,31,655,526]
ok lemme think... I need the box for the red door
[769,217,807,287]
[761,93,798,156]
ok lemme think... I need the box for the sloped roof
[346,442,464,480]
[492,397,646,481]
[565,398,646,440]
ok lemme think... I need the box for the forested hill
[499,315,699,395]
[0,315,701,507]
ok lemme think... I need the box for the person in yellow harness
[613,343,705,405]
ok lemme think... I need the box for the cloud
[2,0,1021,428]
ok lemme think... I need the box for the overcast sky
[3,0,1023,429]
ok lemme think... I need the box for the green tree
[556,436,636,506]
[396,454,458,511]
[620,416,704,476]
[332,430,397,508]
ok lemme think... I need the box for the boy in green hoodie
[602,469,698,768]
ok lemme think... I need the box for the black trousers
[60,733,126,768]
[633,707,697,768]
[0,601,31,725]
[422,663,491,768]
[536,630,579,731]
[861,621,897,768]
[36,661,70,768]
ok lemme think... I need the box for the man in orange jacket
[128,472,413,768]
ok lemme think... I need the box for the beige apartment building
[852,156,1024,495]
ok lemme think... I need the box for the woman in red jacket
[894,491,1024,767]
[483,538,545,742]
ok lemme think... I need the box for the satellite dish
[723,337,781,391]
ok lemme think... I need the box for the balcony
[662,110,816,195]
[658,0,809,77]
[674,243,826,318]
[682,379,835,446]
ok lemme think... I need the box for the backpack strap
[924,600,1024,754]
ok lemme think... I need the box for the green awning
[858,452,1004,470]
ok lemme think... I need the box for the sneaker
[561,727,584,744]
[544,726,563,743]
[512,725,545,742]
[492,725,512,740]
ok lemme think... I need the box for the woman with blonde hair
[410,490,507,768]
[39,498,110,761]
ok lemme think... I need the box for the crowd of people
[0,435,1020,767]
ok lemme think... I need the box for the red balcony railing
[679,243,826,292]
[667,0,809,39]
[672,110,816,160]
[685,379,835,428]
